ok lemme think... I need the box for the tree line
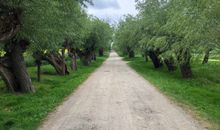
[0,0,113,93]
[115,0,220,78]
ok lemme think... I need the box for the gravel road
[39,52,205,130]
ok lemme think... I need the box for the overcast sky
[86,0,138,24]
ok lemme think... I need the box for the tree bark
[202,48,212,64]
[10,43,35,92]
[41,52,69,76]
[128,50,135,58]
[0,61,18,92]
[99,48,104,57]
[92,53,96,61]
[177,48,192,78]
[148,50,163,68]
[0,41,35,93]
[76,49,92,66]
[33,51,42,82]
[68,49,78,71]
[164,57,176,72]
[80,55,91,66]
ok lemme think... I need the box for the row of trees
[115,0,220,78]
[0,0,112,93]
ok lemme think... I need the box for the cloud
[89,0,120,9]
[87,0,138,24]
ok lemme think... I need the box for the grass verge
[0,56,107,130]
[124,57,220,130]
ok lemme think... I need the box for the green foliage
[79,17,113,52]
[114,15,141,56]
[0,0,91,51]
[115,0,220,76]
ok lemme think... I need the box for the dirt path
[39,52,205,130]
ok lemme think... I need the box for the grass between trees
[124,56,220,130]
[0,55,107,130]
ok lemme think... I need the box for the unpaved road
[39,52,205,130]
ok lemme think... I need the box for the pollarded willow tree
[0,0,90,93]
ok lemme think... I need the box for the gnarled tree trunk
[0,40,35,93]
[45,53,69,75]
[39,52,69,76]
[177,48,192,78]
[148,50,163,68]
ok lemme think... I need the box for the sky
[86,0,138,24]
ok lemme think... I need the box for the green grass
[124,57,220,130]
[0,56,107,130]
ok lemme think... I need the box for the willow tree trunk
[0,43,35,93]
[0,62,18,92]
[42,53,69,76]
[202,48,212,64]
[99,48,104,57]
[76,49,93,66]
[71,52,78,71]
[164,58,176,72]
[80,55,91,66]
[128,50,135,58]
[177,48,192,78]
[148,51,163,68]
[180,63,192,78]
[11,44,34,92]
[92,53,96,61]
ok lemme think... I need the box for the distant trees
[115,0,220,78]
[0,0,113,93]
[76,18,112,66]
[115,16,141,58]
